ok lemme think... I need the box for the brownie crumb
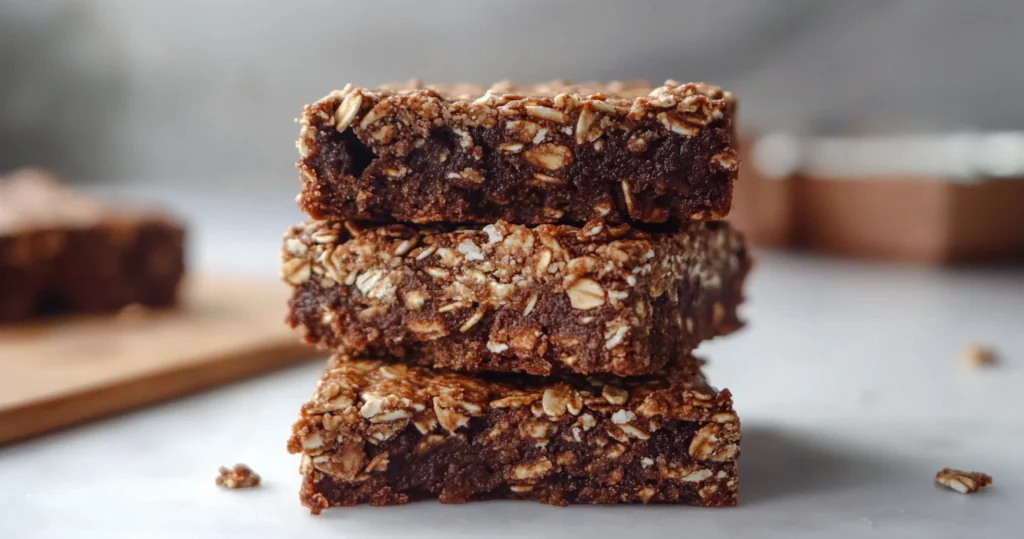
[935,468,992,494]
[216,464,261,489]
[960,343,996,368]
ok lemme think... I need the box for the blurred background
[3,4,1024,534]
[4,0,1024,183]
[2,0,1024,267]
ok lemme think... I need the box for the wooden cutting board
[0,276,319,444]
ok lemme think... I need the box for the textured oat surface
[296,80,737,225]
[283,219,750,376]
[288,355,740,511]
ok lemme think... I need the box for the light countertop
[1,185,1022,538]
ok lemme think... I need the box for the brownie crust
[0,169,185,322]
[288,356,740,512]
[296,80,737,226]
[283,219,750,376]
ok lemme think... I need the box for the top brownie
[297,80,737,225]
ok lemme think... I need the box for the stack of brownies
[281,80,751,513]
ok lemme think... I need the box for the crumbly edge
[287,356,740,510]
[282,219,748,374]
[295,80,738,221]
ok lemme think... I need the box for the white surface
[1,189,1023,537]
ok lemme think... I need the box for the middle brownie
[283,219,750,376]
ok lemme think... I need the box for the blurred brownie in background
[731,133,1024,264]
[728,133,796,249]
[0,169,185,322]
[288,355,740,510]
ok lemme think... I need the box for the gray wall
[3,0,1024,186]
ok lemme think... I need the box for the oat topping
[0,169,105,232]
[935,468,992,494]
[0,168,180,233]
[298,80,732,160]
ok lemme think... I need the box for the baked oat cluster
[281,79,748,512]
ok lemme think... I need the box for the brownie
[0,169,185,322]
[283,219,750,376]
[296,80,737,225]
[216,464,262,489]
[288,355,740,512]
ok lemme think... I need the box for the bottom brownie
[287,355,740,512]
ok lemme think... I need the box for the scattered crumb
[935,468,992,494]
[960,343,996,368]
[309,492,329,516]
[216,464,261,489]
